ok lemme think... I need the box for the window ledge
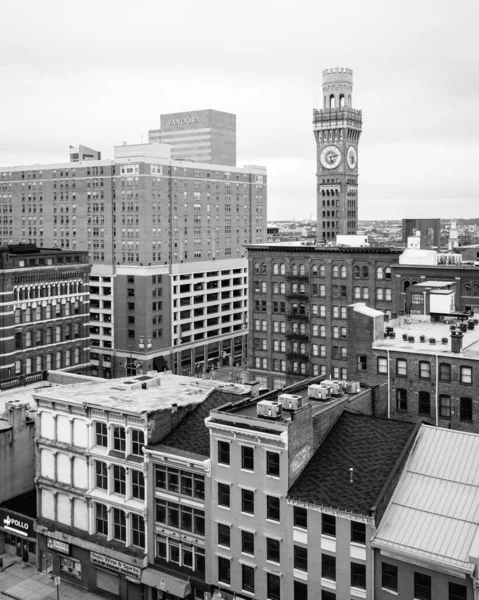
[381,588,398,596]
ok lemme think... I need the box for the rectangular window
[449,582,468,600]
[440,395,452,418]
[113,508,126,542]
[396,388,408,411]
[381,562,398,592]
[460,397,473,422]
[242,564,255,594]
[439,363,451,381]
[418,391,430,415]
[266,537,280,563]
[294,581,307,600]
[396,358,407,376]
[322,513,336,537]
[95,422,107,447]
[357,355,367,371]
[218,556,230,585]
[266,452,280,477]
[132,470,145,500]
[95,461,107,490]
[351,562,366,589]
[460,366,472,384]
[155,465,166,489]
[113,465,126,495]
[241,446,254,471]
[113,426,126,452]
[131,429,144,456]
[414,572,431,600]
[294,506,307,529]
[218,441,230,465]
[267,572,281,600]
[95,503,108,536]
[131,514,145,549]
[419,361,431,379]
[218,483,230,508]
[241,489,255,515]
[321,553,336,581]
[266,496,280,521]
[218,523,230,548]
[294,545,307,572]
[241,530,255,555]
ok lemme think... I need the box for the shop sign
[167,116,200,126]
[90,552,141,579]
[47,537,70,555]
[0,509,33,538]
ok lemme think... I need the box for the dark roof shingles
[288,411,415,516]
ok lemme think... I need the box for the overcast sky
[1,0,478,221]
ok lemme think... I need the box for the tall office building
[149,109,236,166]
[313,68,362,240]
[0,143,267,379]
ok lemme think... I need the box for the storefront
[141,566,194,599]
[90,551,143,600]
[0,508,37,559]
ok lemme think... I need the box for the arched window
[340,266,347,278]
[292,264,298,276]
[463,282,472,296]
[280,264,286,275]
[339,94,345,108]
[273,263,279,275]
[330,94,335,108]
[332,266,339,278]
[353,266,361,279]
[261,264,266,275]
[254,263,260,274]
[412,280,419,286]
[311,265,318,276]
[299,264,305,276]
[319,265,326,277]
[473,283,479,297]
[362,266,369,279]
[404,281,411,293]
[385,267,391,279]
[376,267,384,280]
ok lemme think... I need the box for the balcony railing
[287,311,309,321]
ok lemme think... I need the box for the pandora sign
[167,116,200,126]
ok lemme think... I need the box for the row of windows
[156,536,205,574]
[154,465,205,500]
[395,389,473,421]
[94,461,144,499]
[255,263,392,279]
[155,499,205,536]
[218,442,280,475]
[372,357,473,383]
[95,503,144,548]
[94,422,144,455]
[15,348,83,374]
[381,562,466,600]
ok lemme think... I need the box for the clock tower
[313,68,362,241]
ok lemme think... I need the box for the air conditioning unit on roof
[322,380,342,396]
[346,381,361,394]
[257,400,283,419]
[278,394,302,410]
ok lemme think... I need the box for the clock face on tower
[347,146,357,169]
[320,145,342,170]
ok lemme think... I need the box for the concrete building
[69,145,101,162]
[0,143,267,379]
[0,244,91,385]
[313,68,362,240]
[149,110,236,166]
[246,243,402,390]
[372,425,479,600]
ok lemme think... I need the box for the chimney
[451,331,463,353]
[6,400,28,433]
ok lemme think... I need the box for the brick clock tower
[313,68,362,241]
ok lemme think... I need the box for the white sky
[1,0,478,221]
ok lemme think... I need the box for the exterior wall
[374,551,473,600]
[247,247,401,389]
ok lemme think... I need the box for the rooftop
[245,243,402,255]
[375,315,479,358]
[33,372,249,415]
[287,412,416,516]
[372,425,479,575]
[149,387,252,458]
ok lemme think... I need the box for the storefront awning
[141,568,192,598]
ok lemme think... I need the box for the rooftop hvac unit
[346,381,361,394]
[257,400,283,420]
[278,394,303,410]
[322,380,342,396]
[317,385,331,400]
[331,379,347,392]
[308,384,326,399]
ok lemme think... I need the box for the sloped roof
[372,425,479,574]
[288,411,416,516]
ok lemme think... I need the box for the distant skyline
[1,0,478,221]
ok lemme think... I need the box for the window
[266,537,280,563]
[266,496,280,521]
[377,356,387,374]
[419,361,431,379]
[294,506,307,529]
[396,358,407,376]
[218,483,230,508]
[131,514,145,548]
[132,470,145,500]
[357,355,367,371]
[322,513,336,537]
[218,523,230,548]
[267,572,281,600]
[218,441,230,465]
[241,446,254,471]
[113,508,126,542]
[460,397,473,422]
[131,429,144,456]
[241,489,255,515]
[449,582,467,600]
[414,572,431,600]
[460,366,472,385]
[113,426,126,452]
[322,592,336,600]
[266,452,280,477]
[381,562,398,592]
[294,545,307,572]
[321,553,336,581]
[396,389,407,411]
[351,562,366,589]
[218,556,230,584]
[418,391,430,415]
[95,422,107,447]
[242,564,255,594]
[95,503,108,536]
[241,530,255,555]
[440,395,452,418]
[113,465,126,495]
[439,363,451,381]
[95,461,107,490]
[294,581,307,600]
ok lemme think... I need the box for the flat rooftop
[33,372,249,414]
[376,316,479,358]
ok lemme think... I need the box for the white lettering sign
[3,515,29,536]
[47,538,70,555]
[90,552,141,579]
[167,116,200,126]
